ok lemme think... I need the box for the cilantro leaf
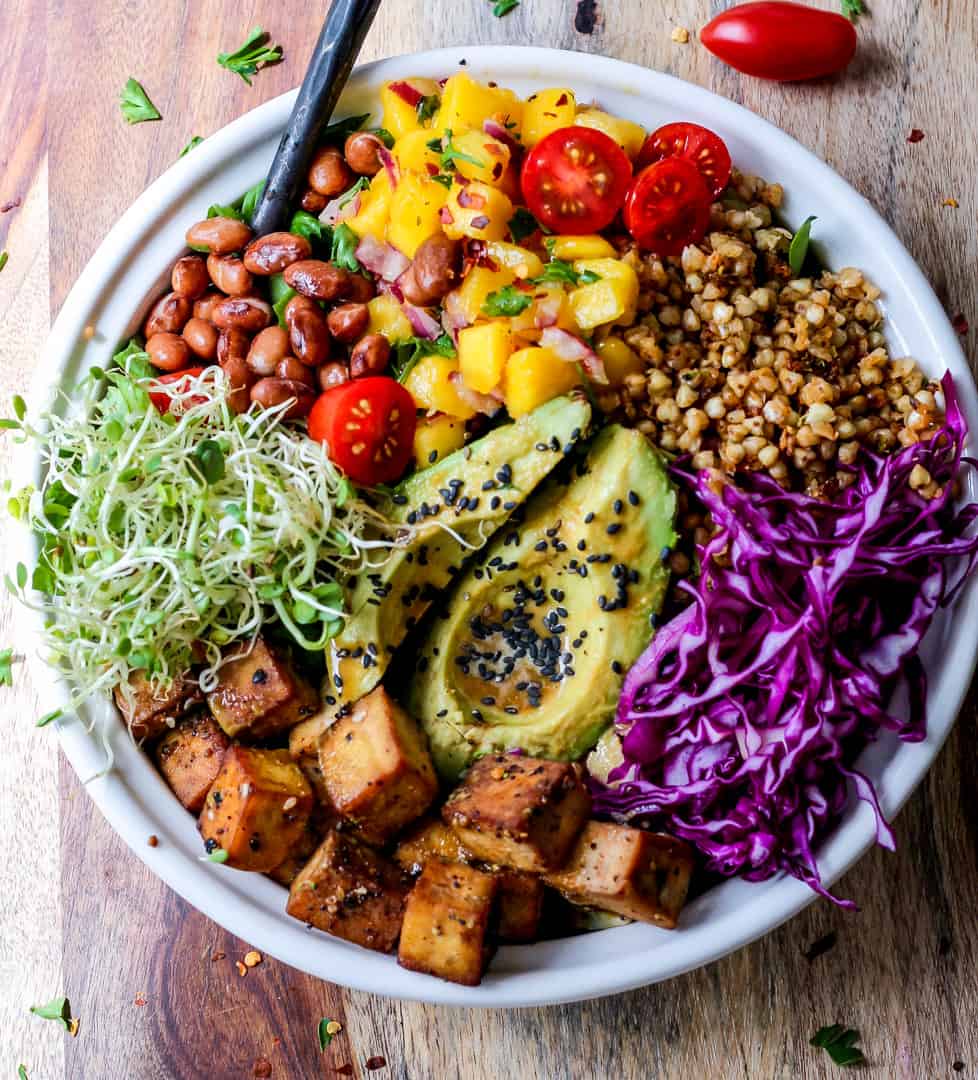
[240,180,266,222]
[269,273,299,327]
[392,334,457,383]
[416,94,441,126]
[338,176,370,210]
[119,78,161,125]
[0,648,13,686]
[532,260,586,286]
[330,224,361,273]
[178,135,204,159]
[789,215,816,276]
[482,285,533,318]
[440,129,484,171]
[840,0,866,20]
[29,996,74,1032]
[321,113,371,144]
[493,0,521,14]
[810,1024,866,1068]
[508,208,539,243]
[289,211,326,245]
[217,26,283,86]
[430,173,454,189]
[19,1066,28,1080]
[370,127,395,149]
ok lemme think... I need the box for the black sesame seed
[428,449,438,463]
[584,512,595,524]
[534,540,548,552]
[628,490,640,506]
[503,500,517,510]
[482,479,496,491]
[392,493,408,505]
[490,495,501,510]
[612,660,623,674]
[613,498,623,514]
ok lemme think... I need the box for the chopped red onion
[540,327,608,384]
[448,371,502,415]
[404,303,442,340]
[355,235,411,283]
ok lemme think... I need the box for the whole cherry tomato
[307,375,417,486]
[701,2,857,82]
[520,126,633,235]
[623,158,712,256]
[638,123,732,199]
[148,366,207,413]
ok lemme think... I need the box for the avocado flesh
[410,424,677,781]
[325,394,593,708]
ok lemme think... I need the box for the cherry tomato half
[623,158,712,256]
[149,366,207,413]
[701,1,857,83]
[638,122,732,200]
[307,376,417,486]
[520,126,632,235]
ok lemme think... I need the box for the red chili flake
[335,1067,354,1077]
[253,1059,273,1079]
[134,993,147,1007]
[952,313,970,335]
[425,162,439,176]
[147,834,159,847]
[0,199,20,213]
[555,93,569,107]
[366,1057,387,1071]
[907,129,925,144]
[470,215,490,230]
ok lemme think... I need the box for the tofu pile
[119,636,695,987]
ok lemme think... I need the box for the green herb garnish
[531,260,599,287]
[0,648,13,686]
[416,94,441,126]
[810,1025,866,1068]
[482,285,533,318]
[789,215,816,276]
[338,176,370,209]
[36,709,62,729]
[330,223,361,273]
[217,26,282,86]
[493,0,520,15]
[508,208,539,243]
[119,78,161,124]
[206,202,246,222]
[370,127,395,149]
[289,211,326,245]
[392,334,457,383]
[18,1065,28,1080]
[240,180,265,222]
[840,0,866,20]
[321,113,371,144]
[269,273,299,327]
[430,173,454,189]
[0,251,9,274]
[179,136,204,158]
[318,1018,337,1051]
[440,129,484,171]
[29,997,75,1033]
[200,847,229,864]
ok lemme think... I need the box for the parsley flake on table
[18,1066,28,1080]
[29,996,78,1035]
[493,0,521,15]
[119,78,161,124]
[810,1024,866,1067]
[0,647,13,686]
[217,26,283,86]
[0,251,8,273]
[840,0,867,20]
[178,135,204,158]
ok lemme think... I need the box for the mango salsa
[522,88,576,149]
[387,174,449,257]
[485,241,545,280]
[450,265,517,326]
[458,322,512,395]
[346,169,391,242]
[548,234,617,261]
[574,108,646,159]
[367,294,413,343]
[405,354,475,419]
[502,347,580,417]
[414,414,467,469]
[381,78,442,141]
[394,129,442,175]
[595,335,645,386]
[436,73,523,139]
[442,180,514,243]
[569,258,640,330]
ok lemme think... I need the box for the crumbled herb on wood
[120,78,161,124]
[217,26,283,86]
[810,1024,866,1068]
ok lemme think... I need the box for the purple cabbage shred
[592,372,978,907]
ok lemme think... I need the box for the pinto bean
[146,332,190,373]
[217,328,251,368]
[344,272,376,304]
[283,259,352,302]
[276,356,316,386]
[243,232,313,276]
[246,325,290,376]
[171,255,210,299]
[349,334,391,379]
[400,233,461,306]
[250,377,316,419]
[300,188,328,214]
[307,146,353,198]
[317,362,350,392]
[185,216,253,255]
[344,132,385,176]
[212,296,272,333]
[182,317,219,360]
[286,301,331,367]
[326,302,369,344]
[193,290,224,321]
[220,354,256,415]
[145,292,192,337]
[206,253,253,296]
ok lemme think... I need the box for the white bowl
[22,46,978,1007]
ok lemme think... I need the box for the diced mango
[549,234,617,261]
[367,293,413,343]
[458,321,512,394]
[569,258,640,330]
[387,174,449,257]
[404,354,475,419]
[414,414,467,469]
[436,73,522,139]
[595,335,645,386]
[393,128,442,175]
[502,346,581,417]
[442,180,513,243]
[485,240,545,280]
[450,130,512,186]
[574,108,647,159]
[507,283,576,337]
[346,169,391,242]
[522,87,576,149]
[381,78,442,141]
[450,265,516,326]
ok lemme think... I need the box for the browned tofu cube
[318,687,438,846]
[199,746,314,872]
[286,829,410,953]
[543,821,695,929]
[288,706,333,759]
[206,637,319,740]
[114,671,202,741]
[393,817,473,875]
[154,712,230,813]
[397,860,498,986]
[495,871,545,943]
[267,821,322,887]
[442,754,591,872]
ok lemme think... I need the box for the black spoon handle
[250,0,382,237]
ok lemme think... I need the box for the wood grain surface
[2,1,977,1078]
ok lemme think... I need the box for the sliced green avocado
[325,394,593,708]
[409,424,677,781]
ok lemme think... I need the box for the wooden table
[2,2,976,1077]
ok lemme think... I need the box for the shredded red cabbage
[592,372,978,907]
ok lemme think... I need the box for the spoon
[250,0,383,237]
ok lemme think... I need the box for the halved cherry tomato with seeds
[638,122,732,199]
[307,376,416,486]
[520,126,632,235]
[149,367,207,413]
[623,158,712,256]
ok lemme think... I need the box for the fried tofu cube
[495,871,545,943]
[543,821,695,929]
[199,746,314,872]
[286,829,410,953]
[206,637,319,740]
[397,860,498,986]
[154,712,230,813]
[393,817,473,875]
[267,820,323,887]
[114,671,202,741]
[442,754,591,872]
[318,687,438,846]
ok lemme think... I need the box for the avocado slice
[409,424,677,780]
[324,394,593,709]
